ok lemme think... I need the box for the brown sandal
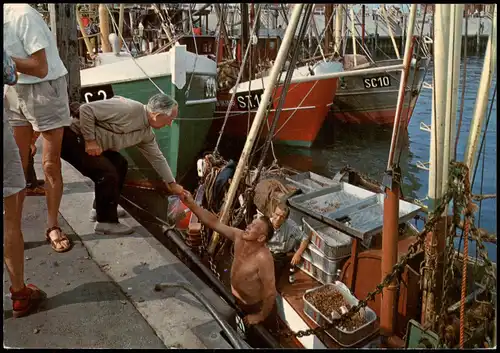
[45,226,72,253]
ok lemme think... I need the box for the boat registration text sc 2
[80,85,115,103]
[363,75,391,89]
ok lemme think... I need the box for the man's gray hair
[146,93,178,115]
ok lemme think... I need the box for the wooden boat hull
[331,88,419,125]
[330,58,428,125]
[212,77,339,148]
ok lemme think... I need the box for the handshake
[179,189,195,205]
[167,182,195,205]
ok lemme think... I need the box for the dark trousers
[60,127,128,223]
[272,252,291,287]
[26,151,38,187]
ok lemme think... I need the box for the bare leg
[41,127,69,250]
[4,190,25,292]
[12,125,33,219]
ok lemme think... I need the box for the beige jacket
[70,96,175,183]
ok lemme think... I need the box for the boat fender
[197,158,207,178]
[108,33,121,56]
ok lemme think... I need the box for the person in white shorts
[4,48,47,318]
[4,4,72,253]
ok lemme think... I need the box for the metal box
[302,218,352,260]
[303,282,378,347]
[300,242,348,279]
[288,183,422,242]
[298,255,339,284]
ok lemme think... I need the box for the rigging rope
[184,4,199,99]
[454,15,469,158]
[213,5,262,156]
[251,3,314,187]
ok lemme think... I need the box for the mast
[76,6,94,59]
[361,5,366,47]
[350,6,357,66]
[380,3,417,339]
[118,4,125,49]
[334,4,343,55]
[207,4,305,255]
[421,4,451,329]
[240,3,249,80]
[442,4,464,193]
[464,4,497,175]
[98,4,112,52]
[55,4,80,102]
[48,4,57,40]
[324,4,334,53]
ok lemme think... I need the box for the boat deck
[276,267,380,348]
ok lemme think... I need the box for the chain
[271,162,481,339]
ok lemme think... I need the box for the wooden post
[334,4,343,55]
[240,3,249,80]
[76,6,94,59]
[99,4,112,52]
[324,4,334,52]
[48,4,57,40]
[55,4,80,103]
[118,4,125,49]
[361,5,366,47]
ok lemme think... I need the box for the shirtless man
[180,191,277,325]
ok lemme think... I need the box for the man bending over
[63,94,184,235]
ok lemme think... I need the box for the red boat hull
[213,78,339,147]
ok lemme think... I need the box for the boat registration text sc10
[363,75,392,89]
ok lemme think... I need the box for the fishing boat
[318,4,431,126]
[330,54,430,125]
[76,3,218,187]
[213,61,343,147]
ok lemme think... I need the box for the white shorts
[6,75,71,132]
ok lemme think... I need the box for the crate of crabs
[303,281,378,347]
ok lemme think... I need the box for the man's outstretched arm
[181,191,241,242]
